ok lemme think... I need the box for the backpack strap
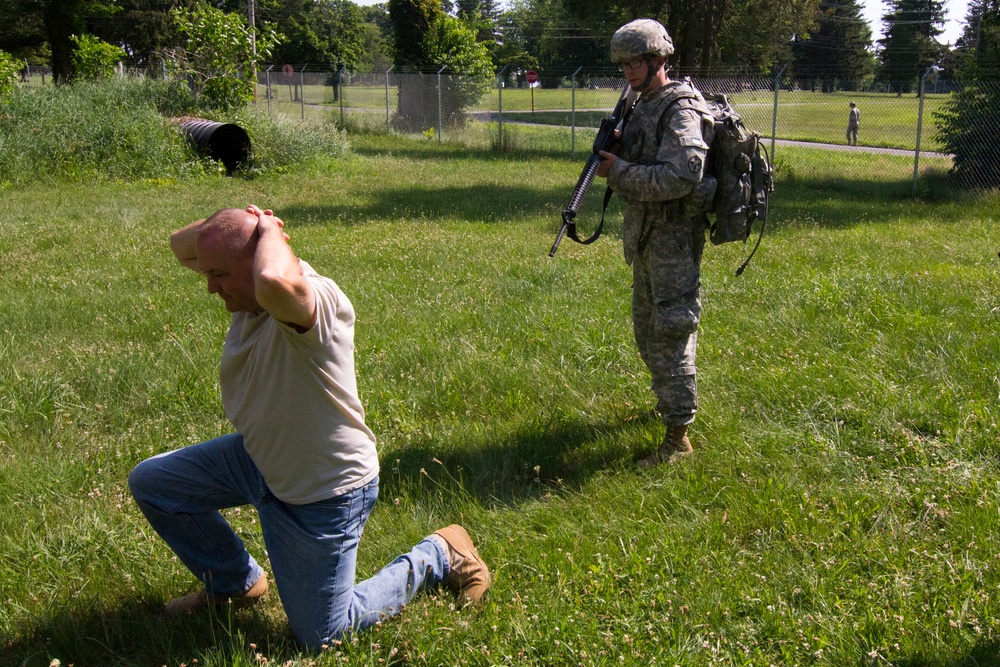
[735,139,771,276]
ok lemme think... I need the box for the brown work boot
[433,524,491,606]
[637,424,694,468]
[164,573,268,616]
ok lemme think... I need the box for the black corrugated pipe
[178,119,251,175]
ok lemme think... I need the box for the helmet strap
[639,55,661,92]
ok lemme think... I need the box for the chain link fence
[257,65,997,193]
[12,62,995,192]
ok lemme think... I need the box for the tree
[235,0,366,69]
[456,0,499,44]
[0,0,120,83]
[877,0,946,93]
[423,14,494,121]
[357,3,393,72]
[388,0,495,129]
[388,0,439,128]
[0,0,47,63]
[491,5,539,76]
[935,0,1000,187]
[792,0,875,92]
[389,0,440,67]
[87,0,186,69]
[720,1,824,73]
[169,3,280,110]
[0,0,176,81]
[495,0,603,86]
[554,0,823,75]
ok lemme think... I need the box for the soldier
[846,101,860,145]
[596,19,716,466]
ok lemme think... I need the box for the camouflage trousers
[631,216,705,427]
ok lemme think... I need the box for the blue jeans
[128,433,449,650]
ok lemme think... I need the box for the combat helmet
[610,19,674,64]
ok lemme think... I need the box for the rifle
[549,85,638,257]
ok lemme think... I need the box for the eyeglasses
[621,58,646,72]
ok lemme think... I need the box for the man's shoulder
[299,260,339,293]
[639,80,705,119]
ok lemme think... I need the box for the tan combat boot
[164,573,269,616]
[637,424,694,468]
[433,524,491,606]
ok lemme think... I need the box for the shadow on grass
[299,138,984,235]
[0,598,298,667]
[379,411,661,507]
[770,172,975,232]
[349,137,587,163]
[892,638,1000,666]
[280,183,621,228]
[280,174,970,241]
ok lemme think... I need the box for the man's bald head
[196,208,258,261]
[194,208,261,312]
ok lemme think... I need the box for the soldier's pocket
[654,298,701,337]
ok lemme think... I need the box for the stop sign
[526,70,538,84]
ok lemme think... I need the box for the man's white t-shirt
[219,260,378,504]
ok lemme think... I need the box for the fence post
[385,64,394,132]
[338,64,345,128]
[571,66,583,156]
[497,65,508,149]
[437,65,446,144]
[300,64,307,120]
[912,66,934,197]
[266,65,273,114]
[771,64,786,160]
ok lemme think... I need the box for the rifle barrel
[548,219,570,257]
[565,154,601,217]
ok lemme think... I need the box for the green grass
[1,130,999,667]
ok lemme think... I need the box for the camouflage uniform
[607,81,715,427]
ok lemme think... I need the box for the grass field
[1,129,999,667]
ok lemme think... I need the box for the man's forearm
[253,218,316,329]
[608,159,697,201]
[170,219,206,272]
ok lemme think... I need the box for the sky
[861,0,971,45]
[352,0,974,47]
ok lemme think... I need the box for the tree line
[0,0,991,89]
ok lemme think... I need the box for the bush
[0,50,19,96]
[0,77,204,185]
[231,108,350,174]
[0,77,349,185]
[70,34,126,80]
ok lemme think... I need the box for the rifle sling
[567,186,614,245]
